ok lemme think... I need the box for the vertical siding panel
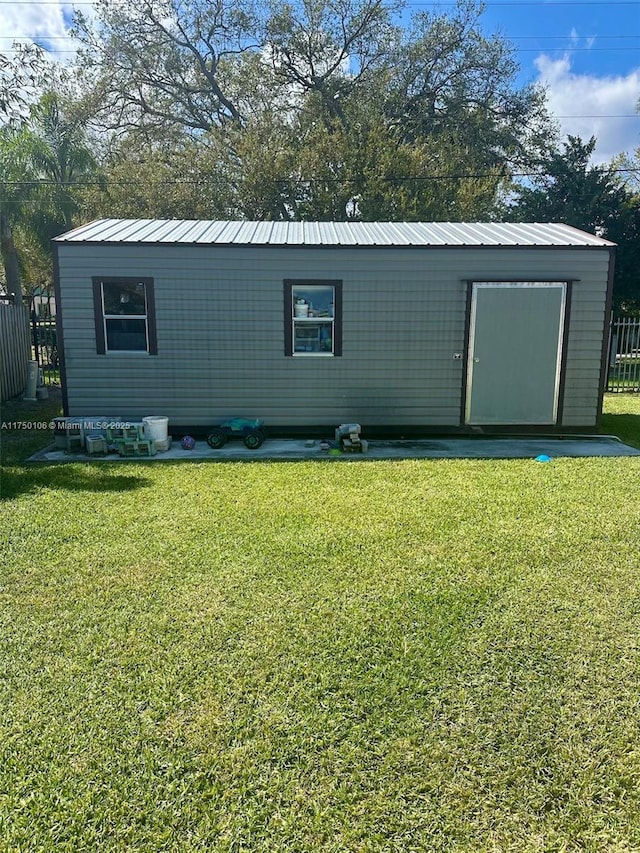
[0,303,31,402]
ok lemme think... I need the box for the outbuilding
[53,220,615,435]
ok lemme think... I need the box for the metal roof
[54,219,615,247]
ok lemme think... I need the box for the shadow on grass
[0,465,152,501]
[600,413,640,449]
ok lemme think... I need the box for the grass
[600,393,640,449]
[1,393,640,851]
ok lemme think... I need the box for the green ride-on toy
[206,418,266,450]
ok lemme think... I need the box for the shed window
[284,280,342,357]
[92,277,157,355]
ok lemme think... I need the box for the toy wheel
[207,428,227,449]
[243,429,265,449]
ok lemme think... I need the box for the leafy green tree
[28,92,99,236]
[0,90,99,303]
[77,133,236,221]
[511,136,627,232]
[511,135,639,313]
[72,0,258,133]
[0,126,38,303]
[264,0,399,129]
[0,43,45,125]
[608,195,640,315]
[387,3,552,167]
[0,45,48,302]
[72,0,554,222]
[256,0,551,219]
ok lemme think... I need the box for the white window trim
[102,283,150,354]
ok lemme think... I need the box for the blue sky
[479,0,639,80]
[1,0,638,163]
[476,0,640,161]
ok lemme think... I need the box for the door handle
[473,357,480,363]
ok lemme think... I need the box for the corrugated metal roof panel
[324,222,354,244]
[152,219,196,242]
[270,221,291,243]
[55,219,615,247]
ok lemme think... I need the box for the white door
[466,282,567,425]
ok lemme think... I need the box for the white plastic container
[143,416,169,443]
[335,423,361,438]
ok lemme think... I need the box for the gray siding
[56,243,611,429]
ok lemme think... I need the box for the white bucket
[143,416,169,442]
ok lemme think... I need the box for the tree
[0,90,99,304]
[0,43,45,125]
[606,145,640,314]
[510,135,639,313]
[511,136,627,232]
[72,0,259,134]
[72,0,554,222]
[264,0,399,129]
[0,126,38,303]
[0,44,48,302]
[244,2,552,219]
[387,3,551,168]
[77,132,236,221]
[28,91,99,236]
[607,193,640,315]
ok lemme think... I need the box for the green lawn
[600,393,640,449]
[2,395,640,851]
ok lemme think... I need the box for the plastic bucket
[143,416,169,442]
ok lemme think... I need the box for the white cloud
[0,2,76,53]
[535,53,640,163]
[0,3,82,122]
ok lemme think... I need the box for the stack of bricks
[85,434,108,455]
[106,424,157,457]
[335,423,368,453]
[54,418,161,457]
[56,418,85,453]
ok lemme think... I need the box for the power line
[410,1,640,5]
[509,47,640,51]
[2,43,639,57]
[9,47,640,53]
[5,34,640,40]
[4,39,640,46]
[0,0,638,4]
[2,32,639,43]
[1,167,636,191]
[553,115,639,118]
[510,36,640,40]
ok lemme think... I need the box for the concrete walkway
[31,435,640,463]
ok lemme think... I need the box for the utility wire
[0,0,638,4]
[5,46,640,55]
[2,167,637,190]
[7,34,640,40]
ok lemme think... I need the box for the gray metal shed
[53,219,615,434]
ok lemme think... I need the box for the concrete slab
[29,435,640,463]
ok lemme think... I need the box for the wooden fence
[0,302,31,402]
[607,316,640,393]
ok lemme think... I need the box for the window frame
[92,277,157,355]
[284,279,342,357]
